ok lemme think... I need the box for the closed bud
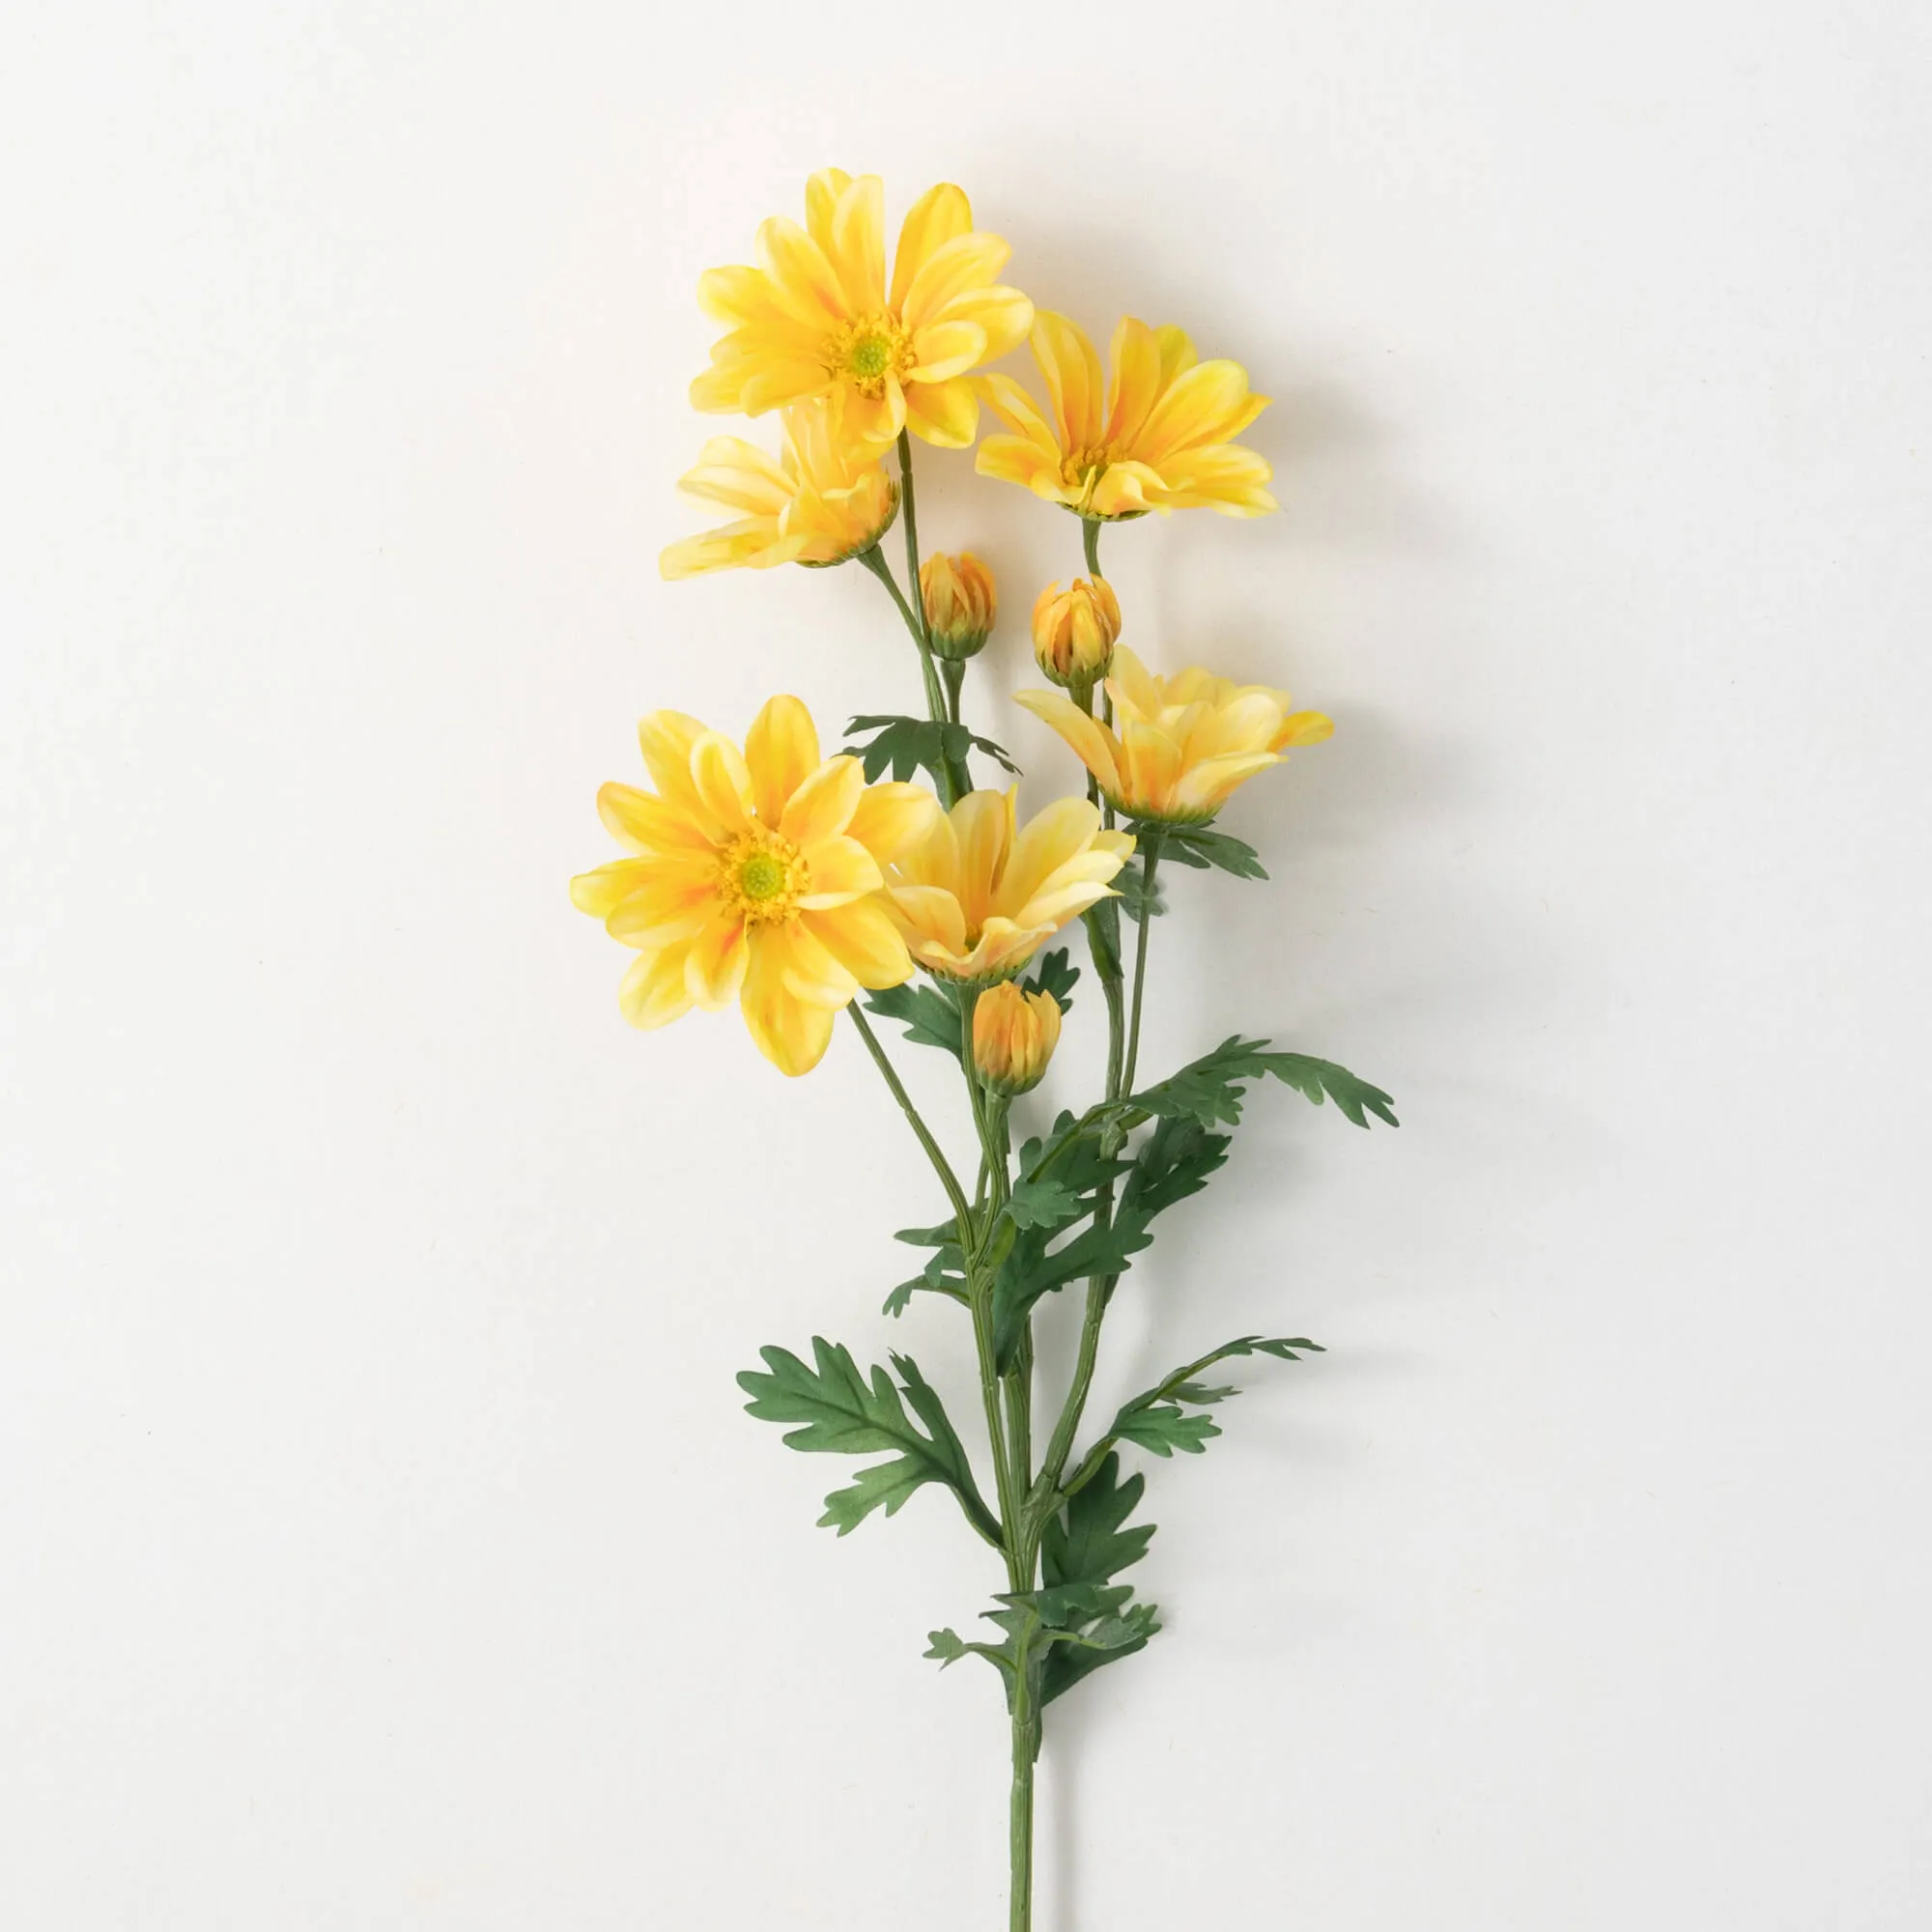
[1031,577,1122,690]
[921,552,997,661]
[972,981,1063,1096]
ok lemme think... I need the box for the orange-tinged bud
[921,552,997,661]
[972,981,1063,1096]
[1032,577,1121,690]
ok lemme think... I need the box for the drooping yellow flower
[659,400,898,580]
[1032,576,1121,689]
[884,788,1135,983]
[571,696,941,1075]
[920,552,997,660]
[1014,645,1331,826]
[691,169,1034,452]
[972,981,1062,1095]
[978,313,1276,519]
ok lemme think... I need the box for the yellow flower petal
[619,942,696,1030]
[805,168,853,256]
[830,173,886,314]
[690,732,757,837]
[606,861,717,947]
[845,781,943,863]
[1032,312,1104,452]
[1277,710,1334,749]
[638,712,715,824]
[569,856,653,918]
[796,835,883,909]
[753,215,850,328]
[1103,317,1165,448]
[908,319,989,386]
[890,183,972,310]
[745,695,820,824]
[595,781,713,856]
[901,233,1011,332]
[685,911,750,1009]
[904,375,980,448]
[803,900,914,988]
[1010,689,1122,795]
[741,930,837,1075]
[778,755,864,848]
[1000,794,1106,909]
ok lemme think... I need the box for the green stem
[846,1004,971,1236]
[1082,514,1102,578]
[1009,1662,1037,1932]
[895,431,974,802]
[1039,836,1162,1492]
[1120,834,1161,1099]
[856,546,956,803]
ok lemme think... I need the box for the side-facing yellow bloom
[885,789,1135,982]
[920,552,997,660]
[571,696,941,1076]
[660,400,897,579]
[1032,576,1121,689]
[691,169,1034,452]
[978,313,1276,519]
[1014,645,1331,825]
[972,981,1062,1096]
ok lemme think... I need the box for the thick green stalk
[1009,1660,1038,1932]
[1082,514,1103,578]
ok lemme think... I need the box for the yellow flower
[570,696,941,1076]
[691,168,1034,452]
[1032,576,1121,689]
[884,788,1135,982]
[659,400,898,579]
[978,313,1276,519]
[920,552,997,660]
[1014,645,1331,826]
[973,981,1063,1095]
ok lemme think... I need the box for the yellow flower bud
[1031,577,1122,690]
[921,552,997,661]
[972,981,1063,1096]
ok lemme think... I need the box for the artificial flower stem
[1120,833,1163,1099]
[1009,1659,1038,1932]
[896,429,975,801]
[856,546,956,801]
[1082,514,1102,578]
[846,1004,973,1238]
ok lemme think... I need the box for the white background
[5,3,1930,1926]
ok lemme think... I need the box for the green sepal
[1146,824,1268,879]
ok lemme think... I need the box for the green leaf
[1020,946,1080,1014]
[1042,1452,1155,1591]
[1113,1404,1223,1457]
[863,981,962,1054]
[1037,1452,1161,1705]
[845,714,1021,786]
[1130,1036,1399,1130]
[737,1339,992,1537]
[1102,1333,1325,1465]
[991,1212,1154,1367]
[924,1628,969,1665]
[1113,862,1169,924]
[1116,1115,1230,1223]
[1150,824,1269,880]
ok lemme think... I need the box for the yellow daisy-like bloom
[691,168,1034,453]
[1014,645,1331,826]
[570,696,941,1076]
[978,313,1277,519]
[972,981,1063,1096]
[885,788,1135,983]
[659,401,898,580]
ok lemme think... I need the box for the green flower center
[737,852,787,901]
[848,332,893,380]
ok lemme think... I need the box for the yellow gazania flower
[885,788,1135,983]
[691,168,1034,452]
[1014,645,1331,826]
[978,313,1277,519]
[570,696,941,1076]
[972,981,1062,1096]
[659,400,898,580]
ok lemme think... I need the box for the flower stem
[1120,834,1162,1098]
[1009,1663,1038,1932]
[895,430,974,802]
[846,1003,971,1234]
[1082,514,1102,578]
[856,545,956,804]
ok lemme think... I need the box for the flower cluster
[571,169,1394,1932]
